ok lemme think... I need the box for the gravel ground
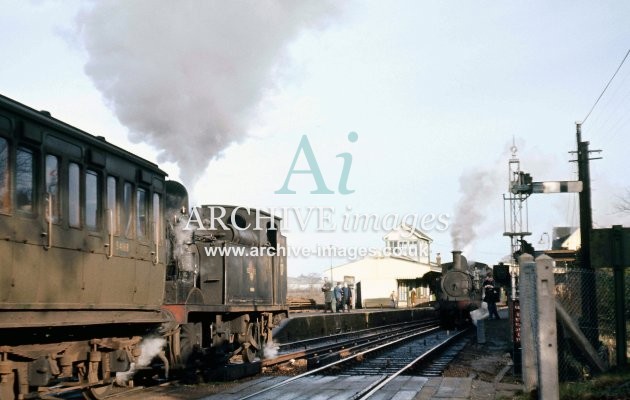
[443,317,514,378]
[442,310,525,399]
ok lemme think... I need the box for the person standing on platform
[340,282,348,312]
[334,282,343,313]
[390,290,397,308]
[409,288,417,308]
[483,273,500,319]
[343,282,352,312]
[321,277,333,312]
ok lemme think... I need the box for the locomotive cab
[162,204,288,366]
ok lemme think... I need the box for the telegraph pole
[574,122,602,346]
[576,123,592,271]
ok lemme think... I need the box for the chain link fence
[554,265,629,381]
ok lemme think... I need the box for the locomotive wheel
[81,353,114,400]
[0,369,15,400]
[83,383,113,400]
[241,343,256,363]
[179,323,202,367]
[241,321,261,363]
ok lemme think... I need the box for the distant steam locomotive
[0,94,288,399]
[436,250,485,328]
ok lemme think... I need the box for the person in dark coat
[342,283,352,312]
[333,282,343,313]
[483,273,500,319]
[321,277,333,312]
[340,283,348,311]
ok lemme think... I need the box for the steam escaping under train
[0,94,288,399]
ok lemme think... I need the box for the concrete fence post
[477,318,486,344]
[535,254,559,400]
[518,253,538,392]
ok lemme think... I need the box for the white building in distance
[328,224,442,308]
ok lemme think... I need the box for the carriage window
[122,182,133,238]
[0,138,9,213]
[136,188,147,240]
[45,155,59,223]
[266,221,277,254]
[69,163,80,227]
[107,176,117,233]
[16,148,34,213]
[232,214,247,230]
[85,170,99,230]
[153,193,160,242]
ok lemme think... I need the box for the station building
[539,226,580,267]
[328,224,442,308]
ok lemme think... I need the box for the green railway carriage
[0,95,168,323]
[0,94,168,398]
[0,95,288,400]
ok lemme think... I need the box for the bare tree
[615,188,630,214]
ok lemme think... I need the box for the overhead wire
[575,48,630,231]
[585,63,630,137]
[602,111,630,142]
[590,78,630,141]
[582,48,630,125]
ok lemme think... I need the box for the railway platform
[274,307,438,342]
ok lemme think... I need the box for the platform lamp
[329,244,335,282]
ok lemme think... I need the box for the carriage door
[274,232,287,305]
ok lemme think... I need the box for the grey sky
[1,0,629,275]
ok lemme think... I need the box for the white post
[518,253,538,393]
[535,254,559,400]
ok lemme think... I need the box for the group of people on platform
[321,272,501,316]
[321,277,352,312]
[320,281,414,311]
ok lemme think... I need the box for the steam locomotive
[436,250,485,328]
[0,94,288,399]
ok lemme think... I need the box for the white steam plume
[116,337,167,386]
[77,1,339,186]
[450,165,503,251]
[450,141,568,254]
[263,340,279,359]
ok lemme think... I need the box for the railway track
[237,326,471,400]
[263,319,440,368]
[49,319,455,399]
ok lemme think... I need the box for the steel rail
[277,318,438,349]
[240,325,442,400]
[263,320,439,367]
[353,327,470,399]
